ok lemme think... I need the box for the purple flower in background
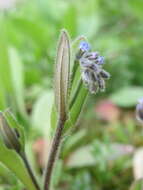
[136,98,143,123]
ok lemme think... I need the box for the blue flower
[97,56,104,65]
[79,41,90,52]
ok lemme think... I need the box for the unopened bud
[76,41,90,60]
[79,41,90,52]
[96,56,104,65]
[100,70,111,79]
[0,112,21,153]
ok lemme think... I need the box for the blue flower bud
[79,41,90,52]
[98,77,105,91]
[97,56,104,65]
[89,82,98,94]
[100,70,110,79]
[81,69,90,84]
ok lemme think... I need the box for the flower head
[78,44,110,94]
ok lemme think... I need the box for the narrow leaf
[51,38,89,134]
[9,47,28,119]
[0,139,37,190]
[31,90,54,138]
[54,30,70,120]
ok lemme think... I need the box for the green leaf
[129,0,143,20]
[0,34,12,94]
[70,171,92,190]
[50,103,58,136]
[66,145,95,168]
[76,0,99,38]
[68,85,88,125]
[31,90,54,138]
[109,87,143,107]
[62,129,86,157]
[66,38,89,129]
[0,139,38,190]
[0,34,12,110]
[8,47,27,119]
[54,30,71,120]
[51,160,63,188]
[51,37,89,134]
[0,79,7,110]
[0,163,13,182]
[64,76,88,131]
[51,68,88,134]
[11,17,49,47]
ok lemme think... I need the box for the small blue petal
[97,56,104,64]
[79,41,90,52]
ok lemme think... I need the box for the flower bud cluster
[77,41,110,94]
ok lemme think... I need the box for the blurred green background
[1,0,143,189]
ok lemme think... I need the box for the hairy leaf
[0,139,37,190]
[54,30,70,120]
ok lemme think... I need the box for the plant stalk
[43,118,66,190]
[69,78,82,109]
[70,59,79,85]
[20,152,41,190]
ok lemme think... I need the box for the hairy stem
[43,118,66,190]
[20,152,41,190]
